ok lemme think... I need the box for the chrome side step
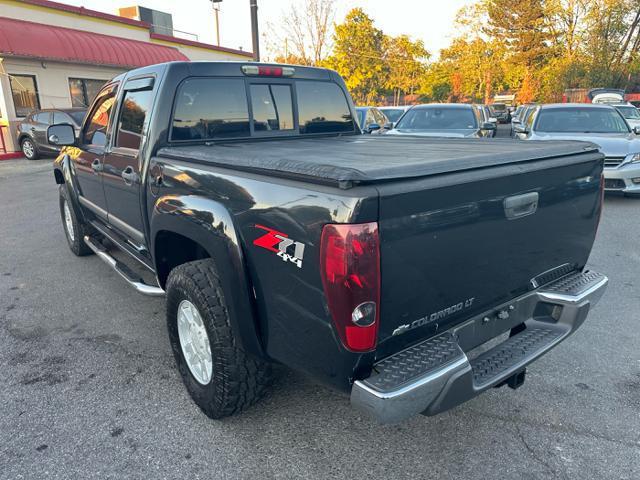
[83,236,165,297]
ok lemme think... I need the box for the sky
[59,0,475,57]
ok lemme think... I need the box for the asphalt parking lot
[1,155,639,480]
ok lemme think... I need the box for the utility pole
[249,0,260,61]
[209,0,222,46]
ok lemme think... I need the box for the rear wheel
[166,259,271,419]
[59,186,93,256]
[21,137,39,160]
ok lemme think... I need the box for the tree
[323,8,387,104]
[264,0,336,65]
[384,35,430,105]
[482,0,552,69]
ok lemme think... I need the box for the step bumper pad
[351,270,607,424]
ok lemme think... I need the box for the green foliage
[323,8,429,105]
[424,0,640,103]
[323,8,388,104]
[270,1,640,105]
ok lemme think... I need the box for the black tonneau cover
[158,136,600,189]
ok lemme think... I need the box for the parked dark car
[50,62,607,424]
[355,106,392,133]
[387,103,496,138]
[489,103,511,123]
[17,108,86,159]
[474,104,497,137]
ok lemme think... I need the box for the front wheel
[59,187,93,256]
[166,259,271,419]
[21,137,39,160]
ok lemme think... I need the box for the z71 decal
[253,224,306,269]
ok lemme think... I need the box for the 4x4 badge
[253,224,305,268]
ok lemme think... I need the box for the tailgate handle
[504,192,539,220]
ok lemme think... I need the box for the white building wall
[0,58,124,152]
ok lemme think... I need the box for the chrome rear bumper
[351,270,608,424]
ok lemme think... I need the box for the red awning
[0,17,189,68]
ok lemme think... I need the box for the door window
[34,112,50,124]
[115,89,153,150]
[373,109,386,125]
[53,111,73,125]
[82,86,117,148]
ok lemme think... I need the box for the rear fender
[151,194,264,358]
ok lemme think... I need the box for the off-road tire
[166,259,271,419]
[21,137,39,160]
[59,186,93,256]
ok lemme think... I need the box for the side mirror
[513,124,529,135]
[367,123,381,133]
[481,122,497,131]
[383,122,393,130]
[48,124,76,146]
[634,126,640,135]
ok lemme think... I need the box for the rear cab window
[170,77,357,142]
[172,78,250,141]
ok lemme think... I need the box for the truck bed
[158,136,599,188]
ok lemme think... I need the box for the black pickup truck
[50,62,608,424]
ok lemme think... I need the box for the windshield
[616,106,640,119]
[395,107,477,130]
[491,104,506,112]
[535,107,630,133]
[381,108,405,122]
[69,111,87,125]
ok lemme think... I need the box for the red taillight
[320,223,380,352]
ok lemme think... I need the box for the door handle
[91,159,102,173]
[504,192,539,220]
[121,166,139,185]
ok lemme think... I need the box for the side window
[250,84,294,131]
[171,78,250,141]
[115,89,153,150]
[35,112,50,124]
[526,109,536,129]
[365,109,375,127]
[53,111,72,125]
[82,86,117,147]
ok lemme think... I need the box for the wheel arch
[151,195,265,358]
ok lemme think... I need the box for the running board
[83,236,165,297]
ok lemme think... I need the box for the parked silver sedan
[386,104,496,138]
[515,103,640,195]
[614,104,640,130]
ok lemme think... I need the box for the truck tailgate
[376,151,603,354]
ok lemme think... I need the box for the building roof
[11,0,253,58]
[0,16,189,68]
